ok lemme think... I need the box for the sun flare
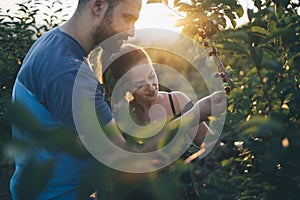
[135,2,182,32]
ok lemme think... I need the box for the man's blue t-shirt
[10,27,113,200]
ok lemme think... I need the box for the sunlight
[135,0,251,32]
[0,0,252,30]
[135,2,182,32]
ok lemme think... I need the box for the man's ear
[90,0,108,16]
[95,0,103,9]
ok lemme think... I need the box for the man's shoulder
[26,28,86,71]
[17,27,88,97]
[32,27,86,58]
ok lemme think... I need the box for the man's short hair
[77,0,123,9]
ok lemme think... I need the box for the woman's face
[125,60,158,103]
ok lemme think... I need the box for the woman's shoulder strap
[168,92,177,116]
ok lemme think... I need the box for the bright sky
[135,0,251,30]
[0,0,251,31]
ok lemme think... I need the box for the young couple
[10,0,225,199]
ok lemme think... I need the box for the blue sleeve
[43,65,113,131]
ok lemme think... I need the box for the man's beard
[94,14,126,54]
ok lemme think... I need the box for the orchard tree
[146,0,300,199]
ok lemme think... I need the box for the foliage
[166,0,300,199]
[0,1,70,199]
[1,0,299,199]
[147,0,244,37]
[0,0,69,135]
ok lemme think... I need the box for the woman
[102,44,226,159]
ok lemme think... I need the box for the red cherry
[220,72,226,78]
[224,86,231,93]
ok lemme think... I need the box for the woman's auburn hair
[106,44,150,79]
[102,43,151,99]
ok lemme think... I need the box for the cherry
[220,72,226,78]
[224,86,231,93]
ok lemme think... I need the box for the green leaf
[263,27,293,42]
[247,9,254,22]
[252,46,263,66]
[290,53,300,67]
[221,157,234,167]
[226,31,250,42]
[208,0,241,9]
[262,58,281,71]
[230,175,245,182]
[268,20,276,32]
[235,6,244,18]
[220,41,249,55]
[230,18,237,28]
[225,9,236,21]
[254,0,262,10]
[250,26,270,36]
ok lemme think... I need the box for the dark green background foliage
[1,0,299,199]
[0,1,69,199]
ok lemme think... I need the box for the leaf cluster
[179,0,300,199]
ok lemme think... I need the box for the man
[10,0,142,199]
[10,0,226,198]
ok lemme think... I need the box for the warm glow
[135,2,182,32]
[135,0,251,31]
[282,138,289,148]
[0,0,252,29]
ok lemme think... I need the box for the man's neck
[59,15,93,54]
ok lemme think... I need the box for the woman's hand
[210,91,227,117]
[198,91,227,119]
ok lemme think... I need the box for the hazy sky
[0,0,251,30]
[0,0,77,18]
